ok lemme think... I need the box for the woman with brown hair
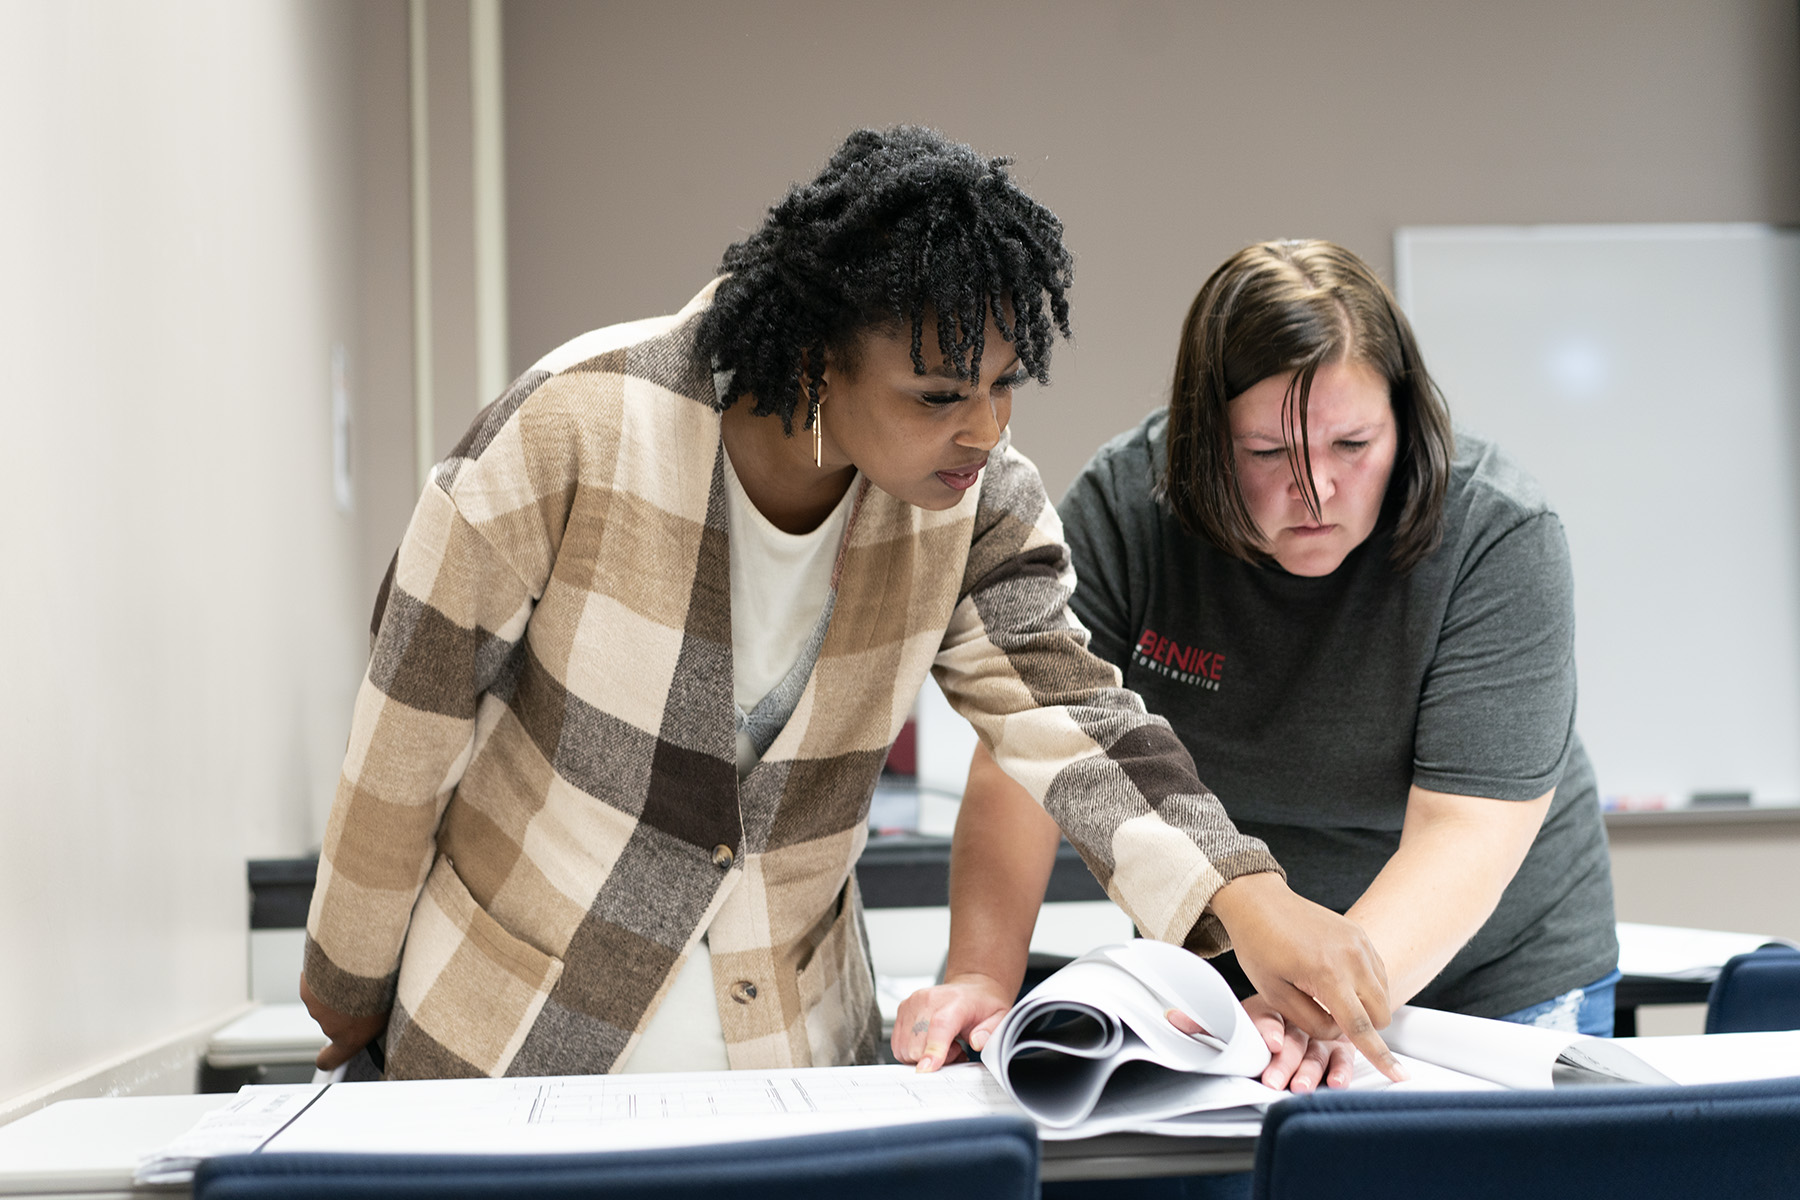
[899,239,1618,1094]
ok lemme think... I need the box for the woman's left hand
[1170,994,1356,1092]
[1246,993,1356,1091]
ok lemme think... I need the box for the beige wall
[499,0,1800,952]
[0,1,371,1103]
[1611,817,1800,943]
[502,0,1799,497]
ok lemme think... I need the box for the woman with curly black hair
[299,130,1400,1083]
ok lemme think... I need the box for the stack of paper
[128,1024,1800,1187]
[127,942,1800,1187]
[136,1086,324,1186]
[983,940,1277,1139]
[133,1065,1023,1185]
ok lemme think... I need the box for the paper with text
[134,1085,324,1186]
[261,1065,1020,1155]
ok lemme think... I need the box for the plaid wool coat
[303,282,1281,1080]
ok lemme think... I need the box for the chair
[193,1115,1038,1200]
[1251,1077,1800,1200]
[1707,946,1800,1034]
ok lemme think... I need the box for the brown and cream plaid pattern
[304,282,1280,1080]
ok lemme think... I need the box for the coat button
[731,980,758,1004]
[711,844,734,869]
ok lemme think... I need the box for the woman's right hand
[1208,871,1407,1083]
[892,972,1016,1072]
[299,973,390,1071]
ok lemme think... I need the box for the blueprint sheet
[262,1064,1022,1154]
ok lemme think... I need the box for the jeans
[1494,969,1621,1037]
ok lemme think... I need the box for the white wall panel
[0,0,367,1103]
[1397,225,1800,804]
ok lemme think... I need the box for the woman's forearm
[1345,784,1554,1005]
[934,745,1405,1082]
[943,742,1064,991]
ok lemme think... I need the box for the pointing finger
[1322,991,1406,1084]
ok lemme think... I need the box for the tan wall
[1610,818,1800,943]
[502,0,1800,498]
[0,1,371,1103]
[499,0,1800,950]
[1609,813,1800,1033]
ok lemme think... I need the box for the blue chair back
[1707,947,1800,1034]
[194,1115,1039,1200]
[1252,1077,1800,1200]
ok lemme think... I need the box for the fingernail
[916,1057,934,1073]
[1390,1060,1410,1081]
[1293,1078,1313,1094]
[970,1032,987,1051]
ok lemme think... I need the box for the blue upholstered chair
[1707,946,1800,1034]
[1251,1077,1800,1200]
[193,1115,1038,1200]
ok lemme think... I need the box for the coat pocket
[389,854,564,1079]
[795,876,880,1067]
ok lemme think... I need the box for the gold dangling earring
[811,391,823,468]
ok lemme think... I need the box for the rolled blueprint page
[984,941,1275,1136]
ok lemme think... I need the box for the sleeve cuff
[1410,765,1564,802]
[303,934,399,1018]
[1182,852,1285,958]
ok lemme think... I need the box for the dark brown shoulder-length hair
[1156,239,1454,572]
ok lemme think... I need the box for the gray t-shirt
[1060,410,1617,1017]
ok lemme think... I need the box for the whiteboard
[1395,225,1800,805]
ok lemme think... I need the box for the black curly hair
[694,126,1074,434]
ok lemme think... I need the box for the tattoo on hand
[912,1020,930,1034]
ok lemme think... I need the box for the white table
[0,1095,235,1199]
[0,1085,1250,1197]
